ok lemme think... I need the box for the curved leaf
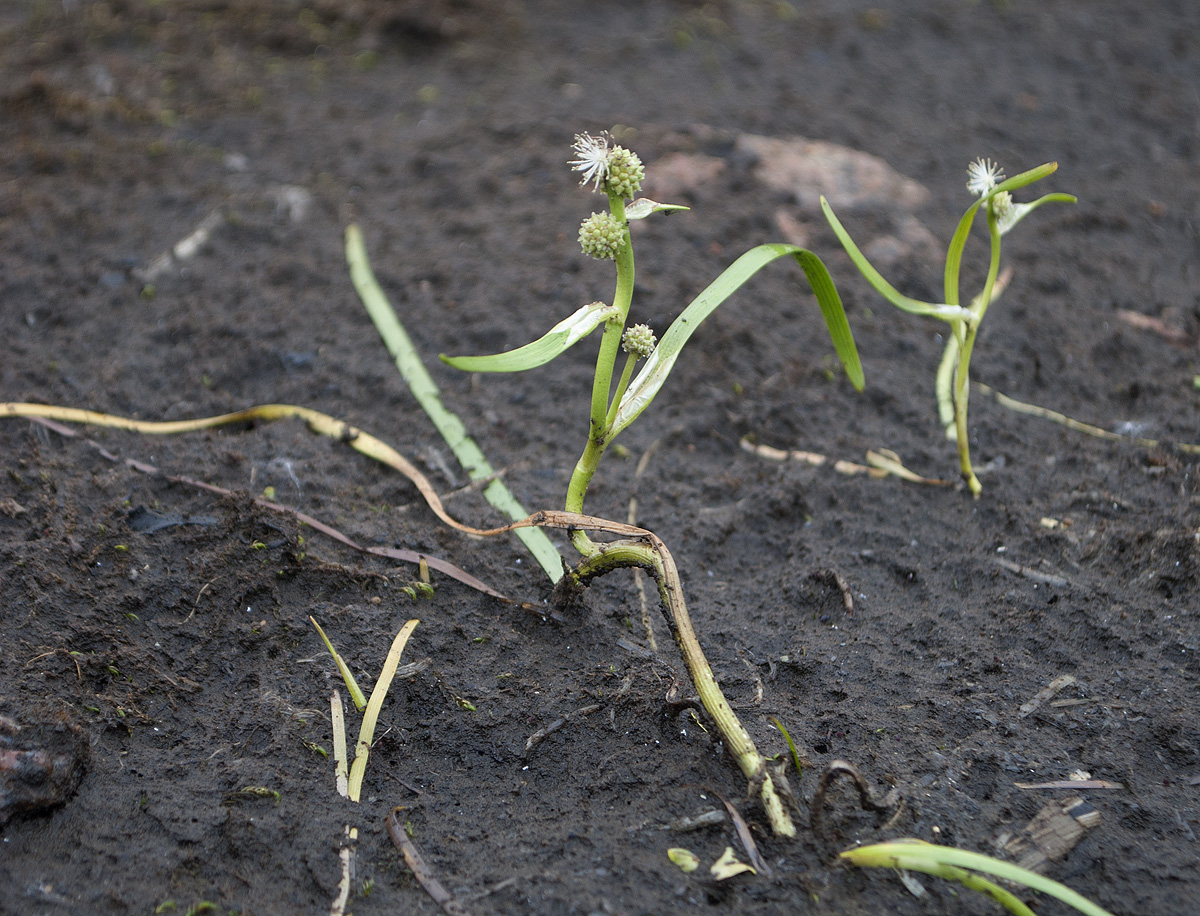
[821,197,973,323]
[610,243,863,438]
[991,160,1059,196]
[841,840,1116,916]
[441,300,620,373]
[999,192,1077,236]
[944,197,985,306]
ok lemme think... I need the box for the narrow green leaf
[770,717,804,775]
[625,198,690,220]
[310,617,367,711]
[441,300,620,373]
[991,161,1059,196]
[346,225,564,583]
[944,197,985,306]
[821,198,973,323]
[611,243,863,438]
[348,619,418,802]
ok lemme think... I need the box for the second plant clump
[822,156,1075,494]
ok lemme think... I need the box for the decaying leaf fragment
[667,848,700,873]
[710,847,756,880]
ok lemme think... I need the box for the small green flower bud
[604,146,644,199]
[578,211,624,260]
[622,323,657,359]
[989,190,1013,216]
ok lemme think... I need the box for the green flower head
[578,211,624,260]
[570,132,644,199]
[622,323,657,359]
[604,146,644,199]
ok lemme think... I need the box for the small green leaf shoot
[310,616,367,711]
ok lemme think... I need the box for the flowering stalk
[566,180,639,556]
[822,158,1075,495]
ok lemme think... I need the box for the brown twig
[524,703,603,753]
[809,568,854,616]
[810,759,902,859]
[386,807,472,916]
[711,789,773,879]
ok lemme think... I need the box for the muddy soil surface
[1,2,1198,914]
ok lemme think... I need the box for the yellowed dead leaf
[668,847,700,872]
[865,449,952,486]
[833,458,885,477]
[710,846,756,880]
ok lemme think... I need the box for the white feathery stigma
[570,132,612,191]
[966,158,1005,197]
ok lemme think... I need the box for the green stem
[953,205,1003,497]
[606,352,639,431]
[953,340,979,495]
[566,192,636,555]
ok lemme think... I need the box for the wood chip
[1015,780,1124,790]
[997,796,1101,873]
[1018,675,1077,718]
[386,807,472,916]
[996,558,1071,589]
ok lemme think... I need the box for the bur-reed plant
[443,131,862,551]
[821,159,1075,495]
[434,131,865,834]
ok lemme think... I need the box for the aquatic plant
[443,131,862,551]
[428,131,866,834]
[821,159,1075,495]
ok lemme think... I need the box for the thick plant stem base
[569,536,796,837]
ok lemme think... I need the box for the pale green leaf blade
[792,247,863,389]
[999,192,1077,236]
[310,616,367,710]
[625,198,690,220]
[992,161,1059,195]
[611,243,863,438]
[944,198,985,305]
[821,197,972,322]
[346,224,564,583]
[348,619,419,802]
[441,300,620,372]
